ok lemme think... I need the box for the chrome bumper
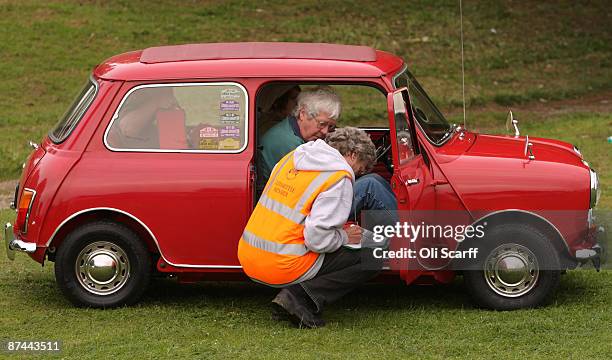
[4,222,37,261]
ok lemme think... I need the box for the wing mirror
[506,110,520,137]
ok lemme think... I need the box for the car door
[389,87,472,274]
[388,89,429,213]
[387,88,434,271]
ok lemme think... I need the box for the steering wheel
[373,134,394,174]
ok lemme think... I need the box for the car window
[394,69,453,145]
[49,78,98,143]
[106,83,248,152]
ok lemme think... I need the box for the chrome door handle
[405,178,419,186]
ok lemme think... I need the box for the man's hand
[344,224,362,244]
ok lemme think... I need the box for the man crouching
[238,127,382,328]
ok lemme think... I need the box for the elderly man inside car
[258,86,397,227]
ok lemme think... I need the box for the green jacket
[259,116,304,183]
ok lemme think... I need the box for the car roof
[94,42,404,81]
[141,42,378,63]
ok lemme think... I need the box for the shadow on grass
[141,277,471,310]
[8,269,606,312]
[137,271,603,311]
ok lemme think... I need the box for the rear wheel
[55,221,151,307]
[463,224,561,310]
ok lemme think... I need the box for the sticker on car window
[220,100,240,111]
[220,88,241,100]
[220,113,241,124]
[198,126,220,150]
[219,125,241,150]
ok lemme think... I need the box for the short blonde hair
[325,127,376,172]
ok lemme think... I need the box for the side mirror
[505,110,520,137]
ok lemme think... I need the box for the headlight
[590,168,600,208]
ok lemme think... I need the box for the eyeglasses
[317,121,336,132]
[304,111,337,132]
[313,118,336,132]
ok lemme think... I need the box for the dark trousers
[295,247,383,313]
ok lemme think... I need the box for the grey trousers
[296,247,383,313]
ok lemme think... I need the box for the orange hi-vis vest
[238,150,351,286]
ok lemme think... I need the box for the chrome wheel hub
[75,241,130,295]
[484,243,539,298]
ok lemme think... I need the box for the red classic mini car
[4,42,603,310]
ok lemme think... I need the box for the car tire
[54,221,151,308]
[463,223,561,310]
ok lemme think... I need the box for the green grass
[0,0,611,180]
[1,206,611,359]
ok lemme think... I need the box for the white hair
[292,86,341,120]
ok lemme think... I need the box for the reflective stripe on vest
[294,171,336,215]
[258,194,306,224]
[242,230,309,256]
[238,150,351,285]
[258,170,336,225]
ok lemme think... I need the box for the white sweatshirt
[291,139,355,253]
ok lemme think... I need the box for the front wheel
[54,221,151,308]
[463,224,561,310]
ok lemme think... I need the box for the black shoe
[270,301,290,322]
[271,289,325,329]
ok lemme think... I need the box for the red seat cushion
[157,109,187,149]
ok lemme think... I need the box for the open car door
[386,88,437,276]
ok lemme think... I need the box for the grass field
[0,0,610,180]
[1,209,611,359]
[0,0,611,358]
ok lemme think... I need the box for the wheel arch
[468,210,575,269]
[45,208,160,261]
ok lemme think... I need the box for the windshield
[49,78,98,143]
[393,68,454,145]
